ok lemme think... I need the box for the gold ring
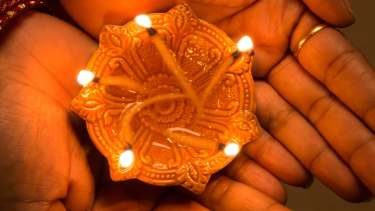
[293,23,331,59]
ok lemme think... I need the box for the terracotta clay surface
[71,3,261,194]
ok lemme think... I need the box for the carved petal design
[100,26,127,51]
[165,4,198,36]
[229,110,262,143]
[71,3,261,194]
[227,53,252,74]
[176,160,211,193]
[71,87,106,122]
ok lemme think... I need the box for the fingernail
[302,176,314,189]
[364,194,374,203]
[343,0,355,16]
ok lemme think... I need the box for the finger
[290,11,375,195]
[290,11,375,134]
[222,152,287,204]
[302,0,355,27]
[266,54,374,199]
[244,130,312,187]
[255,80,370,202]
[176,173,291,211]
[61,136,96,211]
[93,158,167,211]
[154,191,209,211]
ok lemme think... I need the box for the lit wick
[219,142,240,156]
[135,15,200,112]
[119,147,134,171]
[201,36,254,103]
[77,70,150,94]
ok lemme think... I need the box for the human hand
[0,10,290,211]
[0,10,99,210]
[59,0,374,203]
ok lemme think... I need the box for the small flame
[224,143,239,156]
[77,70,95,85]
[119,149,134,168]
[135,15,152,28]
[237,36,253,52]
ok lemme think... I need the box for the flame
[135,15,152,28]
[224,143,239,156]
[77,70,95,86]
[237,36,253,52]
[119,150,134,168]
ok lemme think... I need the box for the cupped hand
[0,11,99,210]
[0,10,290,211]
[60,0,374,203]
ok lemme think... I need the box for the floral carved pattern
[71,3,261,194]
[71,85,106,122]
[165,4,197,34]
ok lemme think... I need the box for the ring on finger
[293,23,331,59]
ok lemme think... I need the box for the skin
[0,0,373,210]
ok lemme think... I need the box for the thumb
[61,135,99,211]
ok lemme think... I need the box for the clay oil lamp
[71,3,261,194]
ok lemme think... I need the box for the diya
[71,3,261,194]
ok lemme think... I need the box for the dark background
[285,0,375,210]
